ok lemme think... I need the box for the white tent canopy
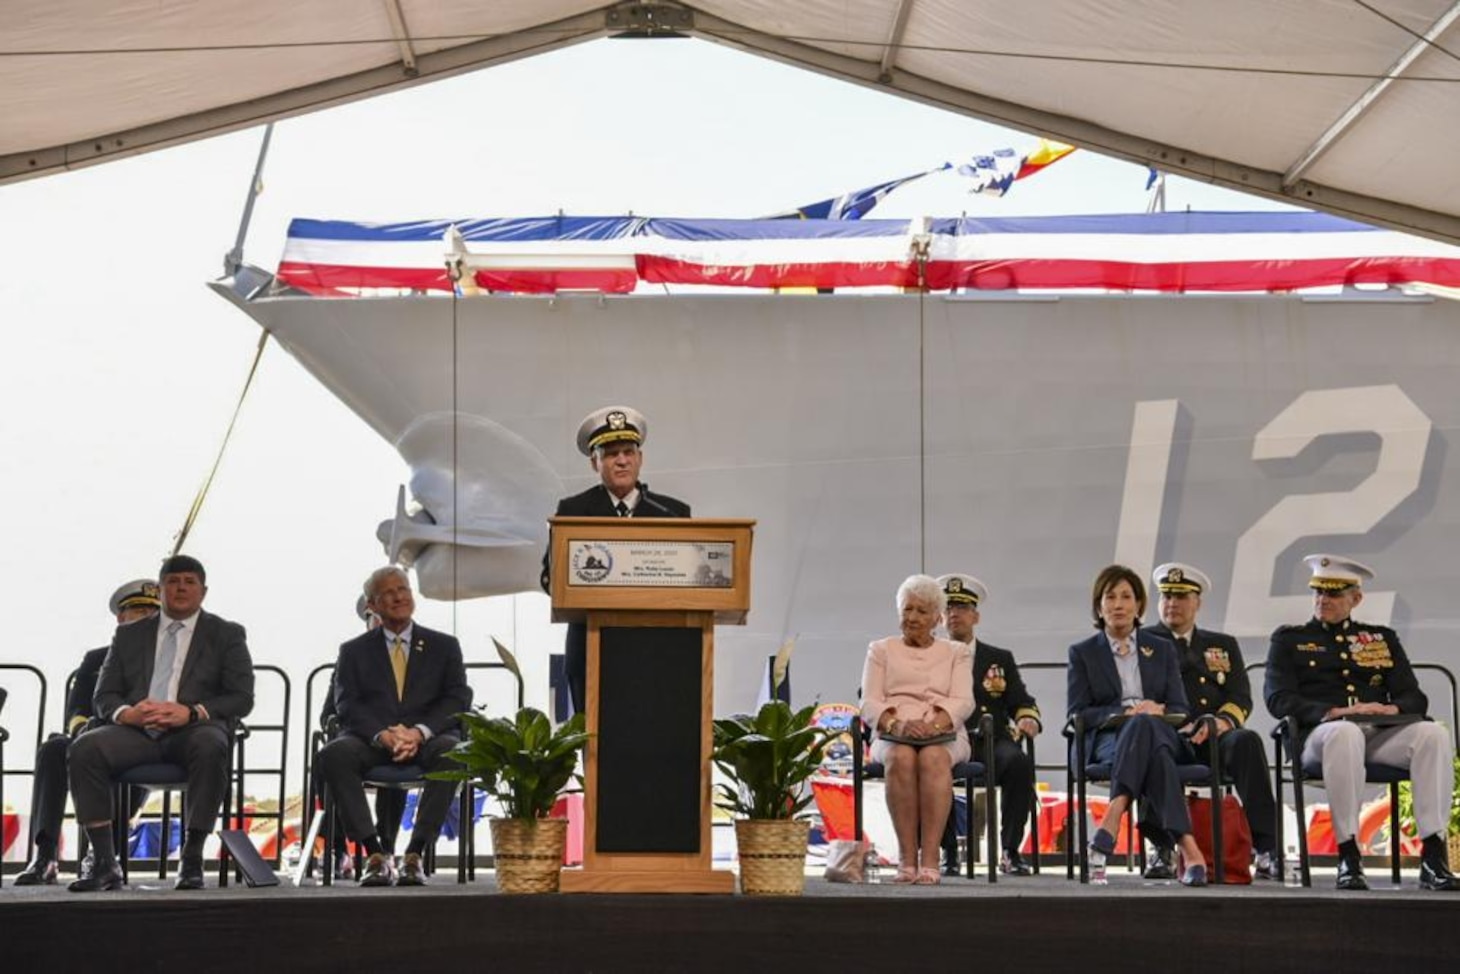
[5,1,1460,242]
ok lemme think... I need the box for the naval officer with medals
[1145,562,1279,880]
[935,573,1041,876]
[1265,554,1459,891]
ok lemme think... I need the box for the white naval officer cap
[1153,562,1211,596]
[1304,554,1375,591]
[575,405,647,456]
[936,573,988,608]
[109,578,161,617]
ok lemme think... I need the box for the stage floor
[7,866,1460,973]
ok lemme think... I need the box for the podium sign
[549,518,753,893]
[565,539,735,588]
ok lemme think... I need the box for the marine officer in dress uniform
[1144,563,1279,880]
[540,405,691,715]
[936,574,1042,876]
[1265,554,1460,891]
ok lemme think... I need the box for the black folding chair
[115,724,245,885]
[235,664,290,870]
[318,744,471,886]
[852,712,999,882]
[0,664,46,870]
[1266,661,1457,887]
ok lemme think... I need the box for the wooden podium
[547,517,753,894]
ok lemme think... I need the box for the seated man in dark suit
[316,566,472,887]
[14,578,161,885]
[936,573,1042,877]
[1144,562,1279,880]
[315,595,405,879]
[539,405,690,715]
[67,555,255,892]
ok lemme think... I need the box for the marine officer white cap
[1303,554,1375,591]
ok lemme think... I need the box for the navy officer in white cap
[541,405,690,714]
[13,578,161,885]
[1265,554,1459,891]
[1146,563,1279,880]
[935,573,1041,877]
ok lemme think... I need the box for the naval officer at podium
[541,405,691,715]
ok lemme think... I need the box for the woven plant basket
[490,817,567,894]
[734,819,809,896]
[1448,833,1460,872]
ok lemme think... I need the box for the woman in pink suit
[860,574,975,884]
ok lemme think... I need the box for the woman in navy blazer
[1067,564,1207,886]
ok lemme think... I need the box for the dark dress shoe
[1142,846,1176,880]
[397,852,428,887]
[1179,863,1208,887]
[359,852,396,887]
[1336,854,1369,891]
[1420,858,1460,891]
[68,859,125,893]
[14,856,59,886]
[174,857,206,890]
[999,850,1033,876]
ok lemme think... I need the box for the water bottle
[863,848,882,884]
[1284,852,1302,888]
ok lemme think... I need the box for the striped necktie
[615,500,629,517]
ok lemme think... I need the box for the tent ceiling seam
[1283,0,1460,188]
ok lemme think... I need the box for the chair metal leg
[1028,738,1041,875]
[985,729,998,883]
[1291,748,1311,887]
[159,790,173,879]
[1076,730,1089,884]
[1273,735,1287,884]
[1125,803,1136,873]
[468,784,477,881]
[457,784,470,884]
[1210,787,1225,886]
[114,786,130,883]
[1389,781,1401,886]
[223,737,244,888]
[1210,731,1224,886]
[321,791,335,888]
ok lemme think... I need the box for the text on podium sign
[568,540,735,587]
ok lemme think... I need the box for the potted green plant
[1396,754,1460,869]
[712,700,836,895]
[433,706,589,893]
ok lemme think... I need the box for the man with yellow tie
[316,566,472,886]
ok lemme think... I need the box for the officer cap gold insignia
[576,405,647,456]
[1304,554,1374,592]
[1153,562,1211,596]
[936,573,988,608]
[109,578,162,616]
